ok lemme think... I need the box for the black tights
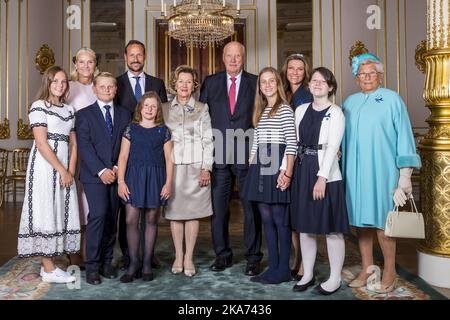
[257,202,291,283]
[125,204,158,275]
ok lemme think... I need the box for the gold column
[418,0,450,259]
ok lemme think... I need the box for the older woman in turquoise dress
[341,53,421,293]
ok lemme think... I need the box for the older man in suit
[114,40,168,271]
[199,41,262,276]
[77,72,131,285]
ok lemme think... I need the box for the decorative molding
[17,118,33,140]
[418,151,450,257]
[415,40,427,74]
[34,44,55,74]
[0,119,10,140]
[348,40,368,66]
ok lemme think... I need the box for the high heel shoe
[171,260,183,274]
[371,278,398,294]
[184,267,196,277]
[183,258,196,277]
[348,278,367,288]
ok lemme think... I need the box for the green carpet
[0,223,447,300]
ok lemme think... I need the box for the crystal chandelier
[161,0,240,48]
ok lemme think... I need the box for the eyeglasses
[356,71,379,79]
[310,79,328,86]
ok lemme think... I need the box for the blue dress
[290,85,313,111]
[342,88,421,229]
[123,123,171,208]
[290,105,350,234]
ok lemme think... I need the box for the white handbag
[385,196,425,239]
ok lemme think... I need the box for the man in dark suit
[115,40,167,113]
[114,40,168,270]
[199,41,262,276]
[77,72,131,285]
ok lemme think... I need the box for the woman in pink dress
[66,47,98,268]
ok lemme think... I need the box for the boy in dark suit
[76,72,131,285]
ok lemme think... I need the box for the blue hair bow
[351,53,381,77]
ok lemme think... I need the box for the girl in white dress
[17,66,80,283]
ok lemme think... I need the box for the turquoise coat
[342,87,421,229]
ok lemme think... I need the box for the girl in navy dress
[243,67,297,284]
[289,67,349,295]
[117,91,174,282]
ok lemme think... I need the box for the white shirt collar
[226,70,243,81]
[97,100,114,109]
[127,71,145,79]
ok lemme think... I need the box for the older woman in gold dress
[162,65,214,277]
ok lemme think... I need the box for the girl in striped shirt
[243,67,297,284]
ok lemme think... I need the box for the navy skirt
[123,165,168,209]
[290,155,350,234]
[243,143,290,204]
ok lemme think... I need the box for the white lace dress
[17,100,81,257]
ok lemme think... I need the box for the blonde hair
[70,47,99,82]
[93,72,117,86]
[252,67,288,127]
[133,91,164,126]
[169,65,199,95]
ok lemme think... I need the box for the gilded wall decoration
[415,40,427,74]
[0,119,10,139]
[35,44,55,74]
[17,119,33,140]
[348,41,368,66]
[425,125,450,140]
[419,151,450,256]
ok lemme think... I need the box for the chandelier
[161,0,240,48]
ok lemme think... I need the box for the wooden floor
[1,200,449,298]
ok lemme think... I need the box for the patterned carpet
[0,223,446,300]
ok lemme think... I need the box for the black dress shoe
[292,277,315,292]
[119,273,135,283]
[292,273,303,281]
[142,272,154,281]
[315,284,341,295]
[86,271,102,285]
[245,262,261,276]
[210,257,232,272]
[100,265,118,279]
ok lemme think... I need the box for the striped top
[251,104,297,156]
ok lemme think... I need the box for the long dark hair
[280,53,312,98]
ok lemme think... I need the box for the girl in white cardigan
[289,67,349,295]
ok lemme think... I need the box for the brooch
[185,105,195,113]
[375,94,384,103]
[323,112,331,121]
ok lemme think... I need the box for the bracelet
[118,180,125,184]
[284,173,292,179]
